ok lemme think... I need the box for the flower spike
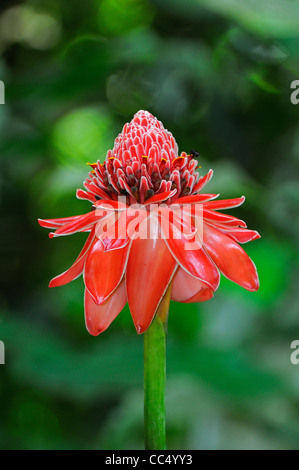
[38,110,260,335]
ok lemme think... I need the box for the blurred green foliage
[0,0,299,450]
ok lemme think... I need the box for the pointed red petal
[203,223,259,291]
[186,287,214,303]
[144,190,176,206]
[38,215,83,229]
[83,184,113,200]
[172,193,219,205]
[171,268,214,303]
[76,189,97,203]
[203,196,245,210]
[49,211,99,238]
[126,217,177,334]
[192,169,213,193]
[207,222,261,244]
[225,228,260,244]
[93,199,128,211]
[203,209,247,227]
[84,280,127,336]
[161,217,220,291]
[84,238,130,304]
[49,230,95,287]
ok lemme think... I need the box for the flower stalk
[143,283,171,450]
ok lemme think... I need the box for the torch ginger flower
[38,110,260,335]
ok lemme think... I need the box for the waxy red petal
[171,193,219,205]
[38,215,83,229]
[203,196,245,210]
[49,211,100,238]
[93,199,128,211]
[225,228,261,244]
[126,216,177,334]
[84,280,127,336]
[84,238,130,304]
[192,169,213,193]
[160,217,220,291]
[144,190,177,206]
[49,229,95,287]
[76,189,97,203]
[203,223,259,291]
[203,209,247,227]
[83,183,112,200]
[207,222,261,244]
[171,268,214,303]
[186,287,214,303]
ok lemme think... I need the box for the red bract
[38,110,260,335]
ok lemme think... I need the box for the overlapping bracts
[39,111,260,335]
[76,110,209,205]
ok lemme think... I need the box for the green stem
[144,284,171,450]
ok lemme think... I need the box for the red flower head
[39,110,260,335]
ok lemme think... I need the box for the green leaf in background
[196,0,299,37]
[97,0,155,35]
[1,315,283,402]
[51,107,115,165]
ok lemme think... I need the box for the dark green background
[1,0,299,450]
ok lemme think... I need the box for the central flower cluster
[77,110,204,205]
